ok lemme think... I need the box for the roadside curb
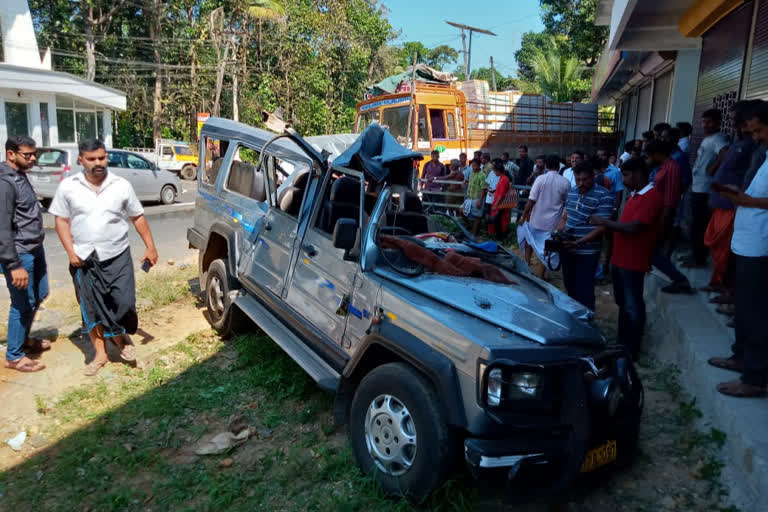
[644,265,768,512]
[42,202,196,229]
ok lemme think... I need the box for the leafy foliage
[399,41,459,70]
[519,39,591,102]
[539,0,608,66]
[29,0,399,145]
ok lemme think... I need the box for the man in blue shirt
[556,162,615,311]
[709,102,768,398]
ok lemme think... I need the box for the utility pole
[490,56,497,91]
[461,30,469,78]
[446,21,496,79]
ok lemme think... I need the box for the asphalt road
[0,183,199,301]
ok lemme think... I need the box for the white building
[0,0,126,147]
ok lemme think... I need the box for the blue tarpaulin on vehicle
[332,123,423,183]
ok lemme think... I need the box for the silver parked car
[28,146,182,206]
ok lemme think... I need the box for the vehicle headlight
[485,367,543,407]
[509,372,542,400]
[487,368,502,406]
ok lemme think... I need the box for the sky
[382,0,544,78]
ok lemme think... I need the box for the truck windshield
[174,145,194,156]
[356,110,380,133]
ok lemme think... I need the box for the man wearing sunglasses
[0,135,49,373]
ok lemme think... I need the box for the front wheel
[180,165,197,181]
[160,185,176,205]
[349,363,455,503]
[204,259,245,338]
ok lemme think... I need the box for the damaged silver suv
[187,118,643,502]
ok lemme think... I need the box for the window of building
[76,111,98,141]
[40,103,50,146]
[56,96,104,144]
[5,102,30,137]
[57,109,76,143]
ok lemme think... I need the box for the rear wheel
[349,363,455,503]
[160,185,176,205]
[180,165,197,181]
[204,259,245,338]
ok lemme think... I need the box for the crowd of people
[420,101,768,398]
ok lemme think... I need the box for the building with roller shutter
[592,0,768,154]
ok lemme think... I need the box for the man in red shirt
[647,140,694,294]
[590,157,664,359]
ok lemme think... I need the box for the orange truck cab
[355,82,468,173]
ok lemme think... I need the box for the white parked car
[28,146,182,207]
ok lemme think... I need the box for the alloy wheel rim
[207,276,225,320]
[364,394,417,476]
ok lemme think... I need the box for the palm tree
[521,38,587,102]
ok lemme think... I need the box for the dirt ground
[0,262,738,511]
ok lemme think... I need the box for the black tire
[160,185,176,205]
[181,165,198,181]
[204,258,245,338]
[349,362,455,503]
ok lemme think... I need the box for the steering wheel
[379,226,412,237]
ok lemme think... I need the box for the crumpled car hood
[375,269,605,347]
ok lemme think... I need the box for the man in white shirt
[49,139,159,376]
[518,155,570,277]
[676,122,693,156]
[685,109,729,267]
[708,102,768,398]
[561,151,584,188]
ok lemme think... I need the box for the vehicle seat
[277,169,310,216]
[387,192,429,234]
[228,161,266,202]
[321,176,360,233]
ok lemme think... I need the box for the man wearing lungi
[50,139,158,376]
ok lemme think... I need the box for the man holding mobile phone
[49,139,158,376]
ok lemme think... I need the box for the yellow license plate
[580,440,617,473]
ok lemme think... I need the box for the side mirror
[333,218,358,253]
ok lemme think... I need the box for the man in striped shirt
[555,162,615,311]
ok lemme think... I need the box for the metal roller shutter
[625,91,639,143]
[691,1,753,153]
[636,84,653,138]
[746,0,768,99]
[650,72,673,128]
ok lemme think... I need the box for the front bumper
[465,349,643,493]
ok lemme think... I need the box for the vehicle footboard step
[234,293,340,391]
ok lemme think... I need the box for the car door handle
[302,244,317,257]
[264,222,272,231]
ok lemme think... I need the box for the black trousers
[731,254,768,387]
[561,251,600,311]
[691,192,712,265]
[612,265,646,360]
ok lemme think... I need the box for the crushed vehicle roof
[332,123,423,182]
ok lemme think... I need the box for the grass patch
[0,330,484,511]
[135,264,197,311]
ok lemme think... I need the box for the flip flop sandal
[83,359,108,377]
[716,380,767,398]
[708,357,744,373]
[5,358,46,372]
[110,337,137,362]
[23,338,52,353]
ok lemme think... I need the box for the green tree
[515,31,568,83]
[539,0,607,66]
[399,41,458,70]
[521,40,590,102]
